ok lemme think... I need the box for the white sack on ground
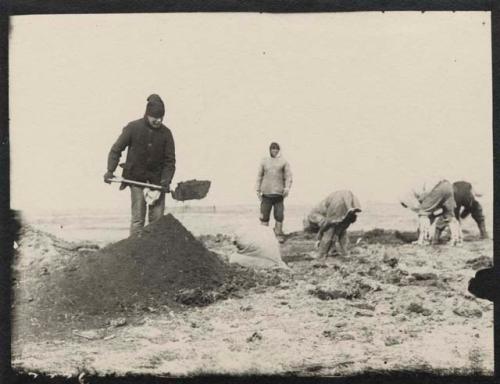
[230,224,289,269]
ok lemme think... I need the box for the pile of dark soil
[42,214,226,316]
[14,215,288,338]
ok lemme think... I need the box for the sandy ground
[11,226,493,377]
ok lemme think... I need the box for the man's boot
[471,201,488,239]
[274,221,285,243]
[478,220,489,239]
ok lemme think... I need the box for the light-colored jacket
[255,154,293,196]
[305,190,362,229]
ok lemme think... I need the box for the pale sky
[9,12,492,214]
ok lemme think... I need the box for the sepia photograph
[7,9,494,379]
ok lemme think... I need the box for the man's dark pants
[431,181,488,240]
[453,181,488,238]
[260,194,284,224]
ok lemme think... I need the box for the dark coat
[453,181,483,220]
[107,117,175,185]
[431,181,488,239]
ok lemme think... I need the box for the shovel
[110,177,164,190]
[109,177,211,201]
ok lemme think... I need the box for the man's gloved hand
[104,171,115,184]
[257,191,262,201]
[160,180,170,193]
[283,189,289,198]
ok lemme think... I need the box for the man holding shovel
[104,94,176,235]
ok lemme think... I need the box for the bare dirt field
[11,215,493,378]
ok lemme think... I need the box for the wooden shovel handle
[110,177,164,191]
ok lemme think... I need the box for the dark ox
[432,181,488,241]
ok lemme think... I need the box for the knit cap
[145,94,165,118]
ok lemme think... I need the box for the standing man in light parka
[255,142,293,243]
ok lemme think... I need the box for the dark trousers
[260,194,284,224]
[431,198,488,240]
[453,181,488,238]
[456,200,488,238]
[317,211,357,258]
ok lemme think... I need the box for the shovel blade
[171,180,211,201]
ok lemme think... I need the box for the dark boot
[470,200,488,239]
[274,221,285,243]
[478,220,489,239]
